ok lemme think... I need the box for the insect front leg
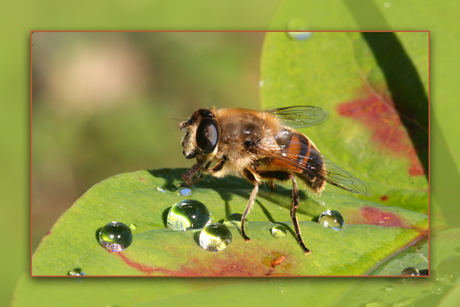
[180,161,205,187]
[289,173,312,255]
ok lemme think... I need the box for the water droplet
[129,223,137,231]
[176,187,192,196]
[67,268,85,276]
[385,285,393,292]
[365,298,386,307]
[432,282,444,295]
[286,18,313,40]
[393,297,414,307]
[156,186,166,193]
[384,2,391,8]
[270,224,287,238]
[259,80,264,87]
[277,286,285,293]
[98,221,133,252]
[167,200,211,231]
[436,256,460,286]
[318,210,344,230]
[199,223,232,252]
[224,213,243,228]
[401,267,420,276]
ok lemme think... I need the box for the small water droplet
[98,221,133,252]
[156,186,166,193]
[318,210,344,230]
[199,223,232,252]
[277,286,285,293]
[384,2,391,8]
[67,268,85,276]
[436,256,460,286]
[286,18,313,40]
[259,80,264,87]
[401,267,420,276]
[432,282,444,295]
[176,187,192,196]
[385,285,393,292]
[365,298,386,307]
[270,224,287,238]
[129,223,137,231]
[224,213,243,228]
[167,200,211,231]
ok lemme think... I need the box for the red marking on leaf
[115,252,173,275]
[380,195,388,201]
[139,177,145,181]
[360,206,402,227]
[266,252,287,276]
[337,93,424,176]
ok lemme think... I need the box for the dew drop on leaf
[98,221,133,252]
[286,18,313,41]
[224,213,243,228]
[436,256,460,286]
[199,223,232,252]
[318,210,344,231]
[156,186,166,193]
[270,224,287,238]
[401,267,420,276]
[67,268,85,276]
[176,187,192,196]
[167,200,211,231]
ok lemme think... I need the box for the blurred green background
[3,0,460,306]
[31,32,263,252]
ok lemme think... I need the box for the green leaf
[260,32,428,213]
[32,169,427,276]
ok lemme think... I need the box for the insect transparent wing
[255,141,373,197]
[264,106,330,128]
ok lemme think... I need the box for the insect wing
[255,141,373,196]
[265,106,330,128]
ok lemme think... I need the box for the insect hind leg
[289,173,312,255]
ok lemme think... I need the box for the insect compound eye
[196,119,219,154]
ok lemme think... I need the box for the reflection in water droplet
[277,286,285,293]
[176,187,192,196]
[436,256,460,286]
[224,213,243,228]
[365,298,386,307]
[286,18,313,41]
[432,282,444,295]
[129,223,137,231]
[67,268,85,276]
[318,210,344,230]
[156,186,166,193]
[199,223,232,252]
[401,267,420,276]
[167,200,211,231]
[271,224,287,238]
[98,221,133,252]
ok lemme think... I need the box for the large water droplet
[199,223,232,252]
[98,221,133,252]
[67,268,85,276]
[318,210,344,230]
[176,187,192,196]
[401,267,420,276]
[286,18,313,41]
[436,256,460,286]
[167,200,211,231]
[270,224,287,238]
